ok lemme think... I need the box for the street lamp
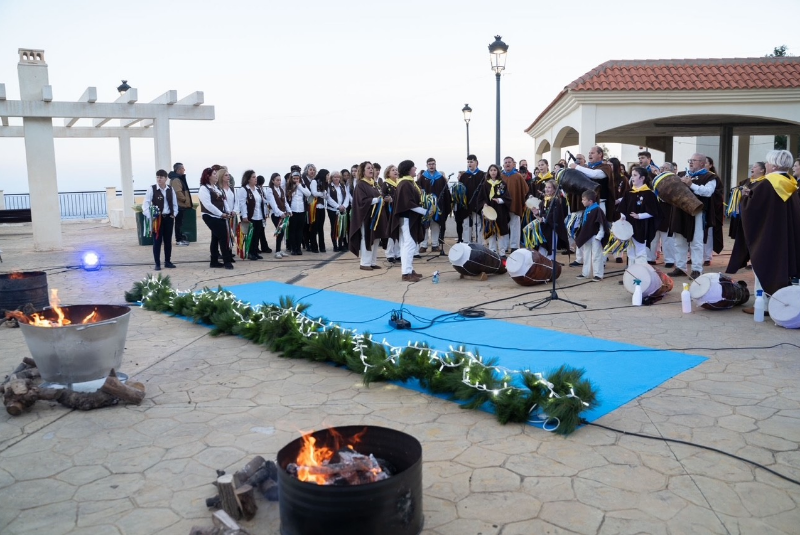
[117,80,131,95]
[462,103,472,158]
[488,35,508,166]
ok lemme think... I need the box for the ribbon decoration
[309,197,318,225]
[226,213,237,254]
[726,187,742,218]
[337,212,349,239]
[236,222,253,259]
[144,206,161,239]
[483,215,501,240]
[603,230,631,256]
[452,182,468,210]
[421,193,438,228]
[274,216,289,237]
[565,212,580,239]
[369,197,384,231]
[523,220,547,249]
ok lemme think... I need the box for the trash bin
[180,207,198,243]
[135,212,153,246]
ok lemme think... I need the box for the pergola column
[153,116,171,172]
[578,104,597,155]
[17,50,61,251]
[719,126,734,189]
[736,135,750,185]
[118,132,135,228]
[787,134,800,157]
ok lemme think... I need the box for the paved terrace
[0,219,798,535]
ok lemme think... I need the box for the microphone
[448,173,454,178]
[566,151,576,163]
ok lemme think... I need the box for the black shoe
[647,261,656,266]
[154,265,161,271]
[210,261,224,268]
[255,254,264,259]
[224,262,234,270]
[569,261,582,267]
[703,260,711,267]
[248,254,260,260]
[615,258,623,264]
[319,248,326,253]
[667,269,684,277]
[309,248,319,253]
[164,262,176,268]
[690,271,701,279]
[229,257,236,263]
[413,254,421,259]
[664,263,675,268]
[262,247,273,254]
[387,257,395,264]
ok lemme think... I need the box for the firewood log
[100,369,145,404]
[216,474,242,520]
[235,484,258,520]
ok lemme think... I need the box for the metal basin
[19,304,131,384]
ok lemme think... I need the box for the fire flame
[295,428,370,485]
[21,290,99,327]
[9,272,25,280]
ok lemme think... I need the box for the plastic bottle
[632,279,642,306]
[681,283,692,313]
[754,290,765,322]
[432,271,440,284]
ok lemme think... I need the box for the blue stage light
[81,251,101,271]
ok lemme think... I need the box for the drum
[767,286,800,329]
[448,243,507,276]
[623,264,673,300]
[557,169,601,197]
[689,273,750,310]
[610,220,633,241]
[506,248,561,286]
[481,205,497,221]
[652,172,703,216]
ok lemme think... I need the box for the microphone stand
[527,179,587,310]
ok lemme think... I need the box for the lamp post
[462,103,472,158]
[488,35,508,166]
[117,80,131,95]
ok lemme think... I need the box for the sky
[0,0,798,193]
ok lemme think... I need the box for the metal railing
[3,191,108,219]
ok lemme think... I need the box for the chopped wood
[235,484,258,520]
[212,510,246,532]
[100,368,145,404]
[216,474,242,520]
[233,455,265,487]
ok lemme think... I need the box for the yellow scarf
[488,178,502,200]
[543,195,552,209]
[536,171,553,183]
[385,178,398,188]
[630,184,652,193]
[398,176,422,198]
[752,172,797,202]
[360,177,375,187]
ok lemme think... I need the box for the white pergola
[0,49,215,250]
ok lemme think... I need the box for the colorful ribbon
[565,212,580,239]
[603,232,631,256]
[370,197,384,231]
[452,182,468,210]
[337,212,349,238]
[523,220,547,249]
[726,187,742,218]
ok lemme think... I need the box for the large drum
[557,169,601,198]
[652,172,703,216]
[689,273,750,310]
[448,243,506,276]
[505,248,561,286]
[768,285,800,329]
[622,264,673,301]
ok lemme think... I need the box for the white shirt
[575,165,607,180]
[265,185,287,217]
[221,186,238,216]
[326,183,351,211]
[309,179,328,209]
[142,184,178,219]
[199,184,225,218]
[288,184,311,213]
[239,185,264,220]
[689,177,717,197]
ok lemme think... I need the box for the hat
[291,171,301,177]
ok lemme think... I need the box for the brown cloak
[390,178,425,244]
[503,172,528,217]
[348,179,389,256]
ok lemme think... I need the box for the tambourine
[481,205,497,221]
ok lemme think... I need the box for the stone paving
[0,218,799,534]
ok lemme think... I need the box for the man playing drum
[417,158,451,253]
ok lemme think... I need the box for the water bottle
[681,283,692,313]
[632,279,643,306]
[432,271,440,284]
[754,290,765,322]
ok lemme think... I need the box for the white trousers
[421,221,441,248]
[704,228,714,262]
[399,218,417,275]
[385,238,401,259]
[488,234,506,257]
[673,213,704,274]
[648,231,676,263]
[360,223,380,267]
[581,238,605,279]
[509,213,521,249]
[629,239,649,265]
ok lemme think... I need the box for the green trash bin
[136,212,153,246]
[180,207,198,243]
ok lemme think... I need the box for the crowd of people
[140,149,800,303]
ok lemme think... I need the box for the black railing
[3,191,108,219]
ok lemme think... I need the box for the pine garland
[124,275,599,435]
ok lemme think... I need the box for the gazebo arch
[0,49,215,251]
[534,138,551,160]
[525,57,800,188]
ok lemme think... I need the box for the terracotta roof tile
[566,57,800,92]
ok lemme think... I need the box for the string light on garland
[124,275,599,435]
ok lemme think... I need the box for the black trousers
[257,217,271,252]
[271,214,284,252]
[174,208,185,242]
[152,216,174,266]
[288,212,305,253]
[311,208,326,251]
[327,209,345,249]
[248,219,265,256]
[203,214,232,263]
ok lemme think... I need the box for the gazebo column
[719,126,734,189]
[578,104,597,154]
[787,134,800,157]
[736,135,750,186]
[664,136,674,163]
[153,116,171,172]
[17,49,62,251]
[118,132,135,229]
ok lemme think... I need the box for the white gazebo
[525,57,800,187]
[0,49,215,250]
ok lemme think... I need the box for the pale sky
[0,0,797,193]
